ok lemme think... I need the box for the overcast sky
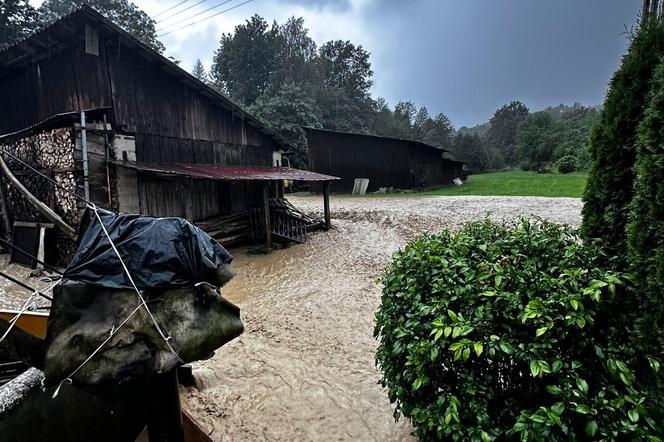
[31,0,642,127]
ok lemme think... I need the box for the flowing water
[181,195,583,441]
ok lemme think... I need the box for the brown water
[182,195,583,441]
[0,255,56,310]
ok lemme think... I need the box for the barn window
[85,25,99,56]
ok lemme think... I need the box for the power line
[158,0,255,37]
[153,0,191,19]
[157,0,235,31]
[156,0,212,24]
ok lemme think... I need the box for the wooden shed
[306,128,464,193]
[0,6,337,259]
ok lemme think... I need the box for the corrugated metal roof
[111,161,339,182]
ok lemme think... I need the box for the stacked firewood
[1,128,78,227]
[196,211,251,246]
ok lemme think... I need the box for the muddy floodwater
[181,195,582,441]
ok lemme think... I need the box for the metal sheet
[110,160,339,182]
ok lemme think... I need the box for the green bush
[582,18,664,266]
[375,219,663,441]
[556,155,579,174]
[628,59,664,360]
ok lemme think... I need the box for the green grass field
[422,170,587,198]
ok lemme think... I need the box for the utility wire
[0,271,54,302]
[158,0,254,37]
[157,0,235,31]
[153,0,191,19]
[156,0,212,24]
[0,238,63,276]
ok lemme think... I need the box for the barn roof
[304,127,453,153]
[110,161,339,182]
[0,5,294,150]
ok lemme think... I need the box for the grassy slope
[422,170,587,198]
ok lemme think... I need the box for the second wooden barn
[306,128,464,193]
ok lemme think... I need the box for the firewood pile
[1,128,78,227]
[196,211,251,246]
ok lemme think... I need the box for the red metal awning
[110,160,339,182]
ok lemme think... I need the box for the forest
[1,0,598,172]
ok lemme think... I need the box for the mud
[0,255,56,310]
[181,195,582,441]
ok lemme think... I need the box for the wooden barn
[0,6,337,260]
[306,128,464,193]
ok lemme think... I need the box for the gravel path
[182,195,582,441]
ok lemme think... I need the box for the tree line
[1,1,598,173]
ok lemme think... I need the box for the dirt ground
[181,195,583,441]
[0,254,57,311]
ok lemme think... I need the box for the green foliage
[211,15,279,105]
[0,0,38,50]
[249,82,321,169]
[375,219,663,440]
[317,39,373,101]
[556,155,579,174]
[516,104,598,171]
[38,0,164,52]
[191,59,209,84]
[516,112,558,170]
[627,59,664,360]
[452,132,488,172]
[582,18,664,265]
[487,101,530,166]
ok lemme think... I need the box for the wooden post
[146,370,184,442]
[323,181,331,230]
[0,176,12,242]
[184,178,194,221]
[263,182,271,251]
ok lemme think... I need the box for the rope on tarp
[52,203,185,397]
[88,203,183,364]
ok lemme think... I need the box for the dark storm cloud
[160,0,642,128]
[359,0,642,127]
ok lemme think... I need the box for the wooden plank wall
[104,39,279,165]
[307,129,464,192]
[0,43,111,134]
[136,176,265,222]
[0,32,283,224]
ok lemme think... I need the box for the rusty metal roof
[111,161,339,182]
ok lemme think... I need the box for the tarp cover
[63,208,232,289]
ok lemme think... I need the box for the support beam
[80,111,90,202]
[0,155,75,238]
[0,176,12,241]
[263,182,272,251]
[184,178,194,221]
[323,181,331,230]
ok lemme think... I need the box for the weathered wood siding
[135,176,263,222]
[307,129,464,192]
[0,23,284,227]
[104,38,278,165]
[0,35,279,167]
[0,44,111,134]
